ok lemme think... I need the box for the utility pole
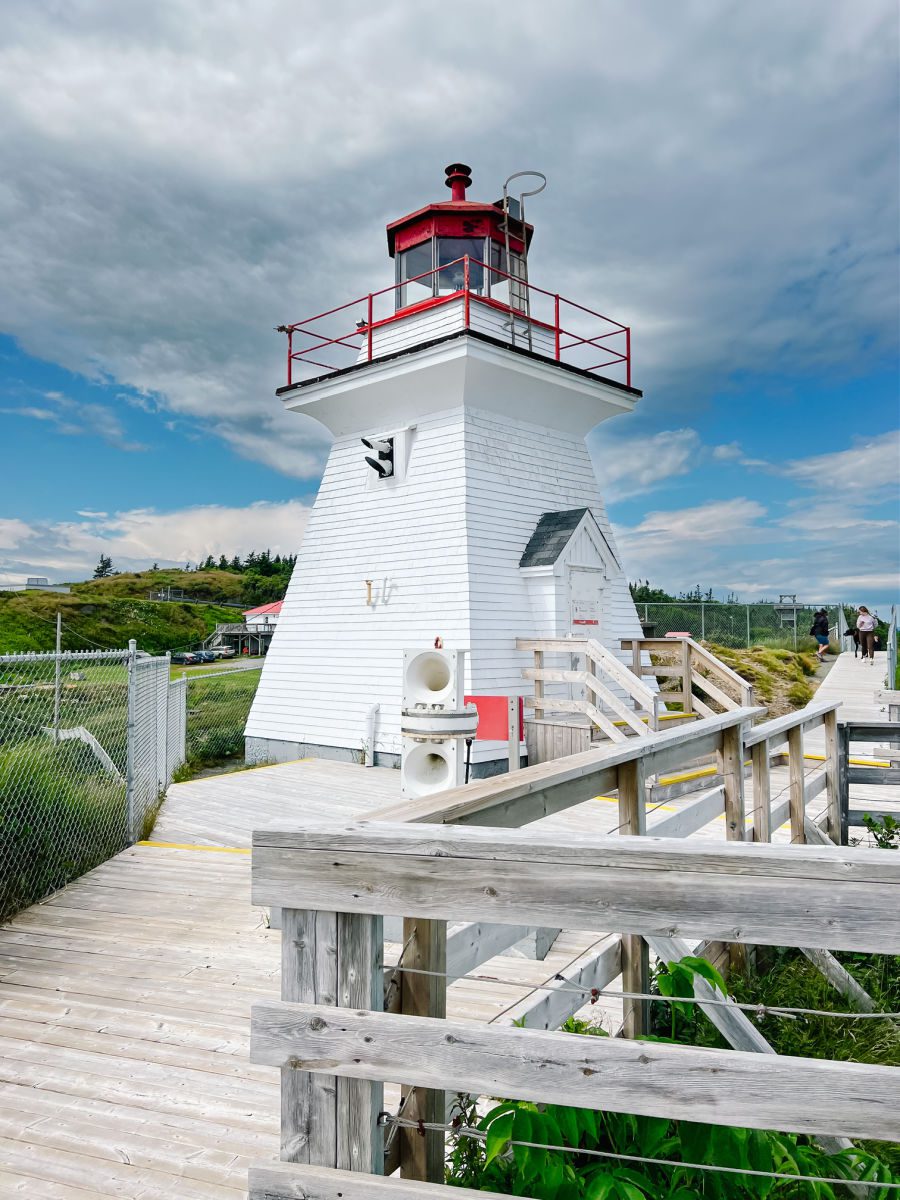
[53,612,62,743]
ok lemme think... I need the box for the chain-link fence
[184,663,263,769]
[0,647,187,923]
[635,602,847,650]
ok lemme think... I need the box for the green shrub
[0,737,126,921]
[446,954,898,1195]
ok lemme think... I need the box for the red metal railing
[281,257,632,389]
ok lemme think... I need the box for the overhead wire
[379,1116,900,1190]
[384,963,900,1021]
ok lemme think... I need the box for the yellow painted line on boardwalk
[138,840,251,854]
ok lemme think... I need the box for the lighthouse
[245,164,647,775]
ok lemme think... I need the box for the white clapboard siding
[247,364,646,765]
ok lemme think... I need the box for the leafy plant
[445,954,897,1197]
[859,814,900,850]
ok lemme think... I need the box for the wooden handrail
[743,698,840,748]
[516,636,660,735]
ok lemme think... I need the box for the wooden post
[787,725,806,845]
[681,639,693,714]
[507,695,521,771]
[399,917,447,1183]
[837,722,850,846]
[617,760,648,1038]
[823,709,840,844]
[750,738,771,843]
[719,724,746,842]
[533,650,544,713]
[719,724,747,972]
[630,640,643,710]
[336,913,383,1173]
[280,909,383,1173]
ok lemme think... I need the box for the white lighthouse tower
[245,164,646,774]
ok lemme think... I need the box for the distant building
[0,577,71,594]
[204,601,282,656]
[244,601,283,629]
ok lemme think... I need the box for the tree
[93,554,114,579]
[629,580,675,603]
[151,562,159,571]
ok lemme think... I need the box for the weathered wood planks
[252,821,900,952]
[250,1001,900,1140]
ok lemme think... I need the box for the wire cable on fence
[384,963,900,1021]
[378,1115,900,1190]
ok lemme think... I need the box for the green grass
[0,591,240,654]
[0,736,127,921]
[70,567,246,605]
[704,642,821,715]
[182,668,261,774]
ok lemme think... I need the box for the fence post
[745,605,751,648]
[617,759,648,1038]
[399,918,447,1182]
[720,722,747,972]
[823,709,840,843]
[125,640,137,843]
[53,612,62,744]
[533,649,544,715]
[700,602,706,641]
[680,640,693,715]
[507,696,521,771]
[787,725,806,845]
[280,908,383,1173]
[837,722,850,846]
[750,738,771,843]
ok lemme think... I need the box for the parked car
[213,647,236,658]
[171,651,200,665]
[195,651,218,664]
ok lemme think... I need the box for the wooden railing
[621,635,754,715]
[246,695,884,1196]
[250,818,900,1198]
[516,636,662,739]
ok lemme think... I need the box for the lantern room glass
[395,237,524,311]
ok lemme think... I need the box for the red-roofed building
[244,601,283,628]
[204,600,283,658]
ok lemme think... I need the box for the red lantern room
[386,163,533,310]
[278,163,634,393]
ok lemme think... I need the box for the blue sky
[0,1,897,607]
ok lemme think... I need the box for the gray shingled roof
[519,509,590,568]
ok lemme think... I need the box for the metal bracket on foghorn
[400,703,479,740]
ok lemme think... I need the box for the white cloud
[0,392,149,451]
[625,498,767,547]
[0,0,895,474]
[0,499,311,580]
[0,518,32,549]
[592,427,701,499]
[818,572,899,595]
[781,431,900,499]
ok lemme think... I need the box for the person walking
[810,608,830,663]
[856,606,878,665]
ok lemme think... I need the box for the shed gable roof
[518,508,591,568]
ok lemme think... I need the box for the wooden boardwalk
[0,653,892,1196]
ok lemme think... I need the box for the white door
[567,566,604,703]
[568,566,604,634]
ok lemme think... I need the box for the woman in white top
[856,606,877,665]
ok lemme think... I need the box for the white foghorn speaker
[402,648,463,710]
[401,737,465,799]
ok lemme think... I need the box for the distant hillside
[70,568,247,605]
[0,591,239,655]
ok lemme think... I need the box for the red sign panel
[464,695,524,741]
